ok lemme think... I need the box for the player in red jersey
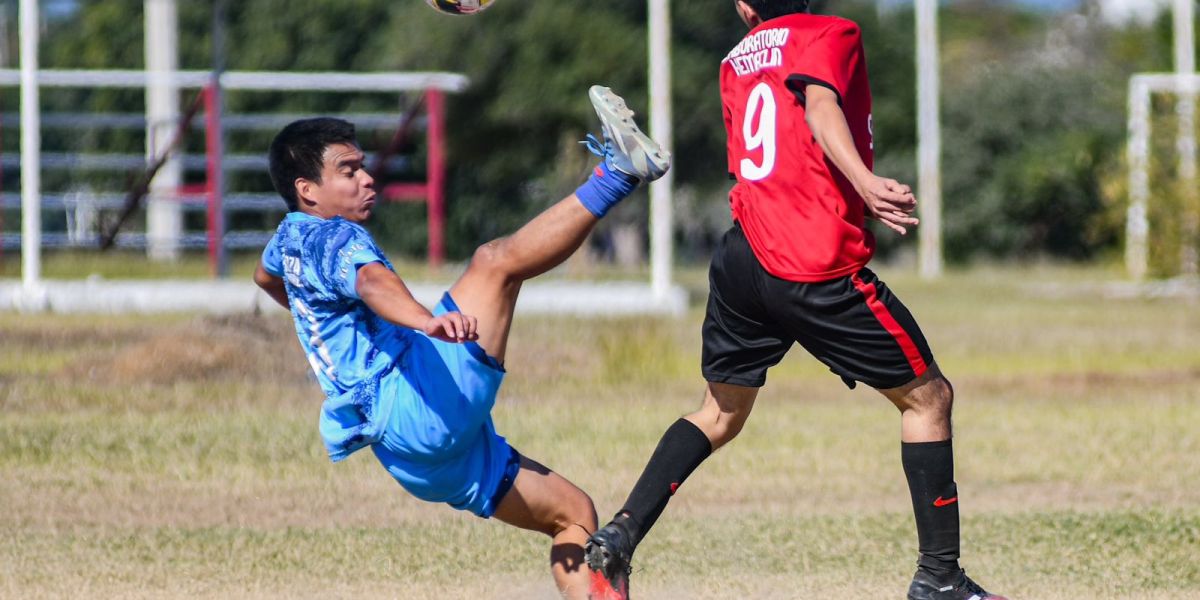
[586,2,1007,599]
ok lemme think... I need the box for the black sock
[615,418,713,546]
[902,439,961,579]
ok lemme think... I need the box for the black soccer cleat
[908,569,1008,600]
[586,521,635,600]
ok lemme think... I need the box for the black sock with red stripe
[902,439,961,579]
[615,418,713,546]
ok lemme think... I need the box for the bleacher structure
[0,69,462,270]
[0,68,687,315]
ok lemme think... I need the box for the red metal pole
[0,95,5,264]
[203,83,225,278]
[426,88,446,269]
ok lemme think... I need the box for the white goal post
[0,69,470,92]
[1126,73,1200,281]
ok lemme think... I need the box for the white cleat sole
[588,85,672,182]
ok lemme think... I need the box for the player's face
[300,143,377,222]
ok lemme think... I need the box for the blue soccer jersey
[262,212,415,459]
[263,212,514,517]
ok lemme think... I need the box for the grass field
[1,264,1198,599]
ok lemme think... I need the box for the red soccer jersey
[720,14,875,282]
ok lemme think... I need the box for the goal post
[1126,73,1200,281]
[18,0,41,306]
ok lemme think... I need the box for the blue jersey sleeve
[314,223,387,300]
[261,234,285,277]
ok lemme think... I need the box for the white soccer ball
[424,0,496,15]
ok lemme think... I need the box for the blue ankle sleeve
[575,159,638,218]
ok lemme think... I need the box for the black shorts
[701,223,934,390]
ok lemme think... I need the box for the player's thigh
[775,267,935,390]
[447,251,520,363]
[492,454,597,537]
[702,224,793,388]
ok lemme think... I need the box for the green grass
[2,513,1196,599]
[0,250,259,280]
[1,265,1199,598]
[0,248,653,283]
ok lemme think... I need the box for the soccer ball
[424,0,496,15]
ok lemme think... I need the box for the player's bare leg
[685,381,759,449]
[449,196,599,362]
[450,85,670,363]
[447,86,668,600]
[880,363,1007,600]
[492,455,598,600]
[880,362,953,443]
[586,382,757,599]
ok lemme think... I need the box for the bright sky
[1097,0,1171,24]
[880,0,1172,24]
[37,0,1182,26]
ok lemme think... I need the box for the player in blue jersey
[252,86,669,599]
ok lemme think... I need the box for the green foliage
[368,2,654,255]
[941,66,1125,261]
[1135,104,1200,278]
[7,0,1183,266]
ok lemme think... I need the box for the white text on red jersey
[723,28,790,76]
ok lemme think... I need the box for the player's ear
[734,0,760,28]
[295,178,318,207]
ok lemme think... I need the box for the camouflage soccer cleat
[586,521,635,600]
[908,569,1008,600]
[585,85,671,183]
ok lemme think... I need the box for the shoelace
[581,133,613,159]
[958,572,986,594]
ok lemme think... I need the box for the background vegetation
[0,0,1193,272]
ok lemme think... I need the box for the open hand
[423,311,478,343]
[857,175,920,235]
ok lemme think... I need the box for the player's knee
[887,370,953,417]
[469,239,508,274]
[694,406,749,448]
[939,376,955,407]
[915,374,954,417]
[551,492,597,537]
[929,374,953,409]
[475,236,525,275]
[712,417,747,448]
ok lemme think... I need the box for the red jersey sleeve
[784,20,863,106]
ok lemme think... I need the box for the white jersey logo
[283,254,303,288]
[723,28,789,76]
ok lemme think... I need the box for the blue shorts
[371,293,519,518]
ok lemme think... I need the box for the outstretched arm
[356,262,477,343]
[253,261,290,309]
[804,84,919,235]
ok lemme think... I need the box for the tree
[17,0,1161,265]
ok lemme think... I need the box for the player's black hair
[742,0,810,21]
[268,117,359,212]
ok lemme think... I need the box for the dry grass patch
[65,314,306,387]
[2,266,1199,598]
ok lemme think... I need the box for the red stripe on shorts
[851,273,928,379]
